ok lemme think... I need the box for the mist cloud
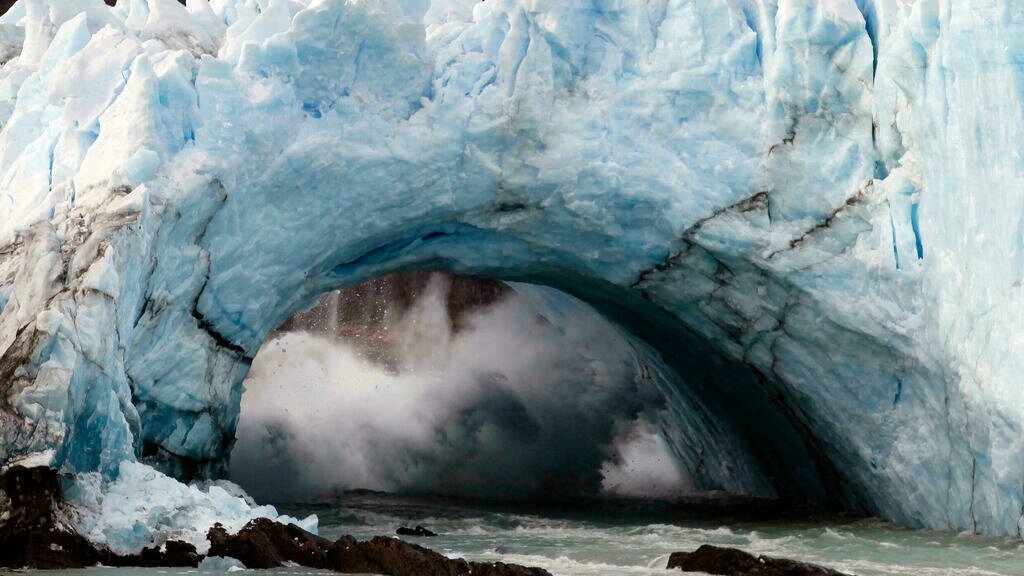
[230,276,690,502]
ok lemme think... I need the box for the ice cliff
[0,0,1023,549]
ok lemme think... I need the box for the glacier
[0,0,1022,552]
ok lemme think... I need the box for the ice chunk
[65,461,317,555]
[199,555,246,571]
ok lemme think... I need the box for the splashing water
[28,493,1024,576]
[279,493,1024,576]
[230,275,687,502]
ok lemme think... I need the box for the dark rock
[667,544,851,576]
[397,524,437,537]
[210,517,551,576]
[328,535,388,574]
[0,465,204,570]
[332,535,552,576]
[104,540,201,568]
[336,535,469,576]
[0,528,101,569]
[0,465,101,569]
[0,469,547,574]
[207,518,334,569]
[161,540,203,566]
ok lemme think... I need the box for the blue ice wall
[0,0,1022,545]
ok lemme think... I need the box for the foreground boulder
[210,518,551,576]
[667,545,851,576]
[0,466,100,569]
[208,518,335,568]
[332,535,469,576]
[333,534,551,576]
[103,540,202,568]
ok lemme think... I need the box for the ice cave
[1,0,1024,564]
[230,272,694,502]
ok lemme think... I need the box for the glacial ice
[0,0,1021,552]
[198,555,246,571]
[65,460,316,554]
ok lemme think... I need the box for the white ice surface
[65,460,316,555]
[0,0,1021,549]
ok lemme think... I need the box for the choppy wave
[275,493,1024,576]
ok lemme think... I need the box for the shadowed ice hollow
[232,274,689,502]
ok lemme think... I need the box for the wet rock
[0,465,203,569]
[211,518,552,576]
[207,517,334,569]
[328,535,389,574]
[331,535,469,575]
[104,540,201,568]
[159,540,203,566]
[333,535,552,576]
[0,527,101,569]
[0,470,549,575]
[667,544,851,576]
[0,466,101,569]
[397,524,437,537]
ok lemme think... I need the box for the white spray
[231,275,690,501]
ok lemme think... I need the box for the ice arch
[231,274,791,502]
[1,0,1023,539]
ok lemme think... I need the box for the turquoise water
[15,493,1024,576]
[277,493,1024,576]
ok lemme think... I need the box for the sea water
[15,493,1024,576]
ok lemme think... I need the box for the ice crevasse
[0,0,1023,551]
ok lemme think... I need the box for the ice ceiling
[1,0,1024,548]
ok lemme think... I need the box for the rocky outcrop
[0,465,202,569]
[208,518,335,569]
[0,466,548,575]
[667,545,851,576]
[104,541,202,568]
[0,466,101,569]
[209,518,552,576]
[333,535,550,576]
[333,535,470,576]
